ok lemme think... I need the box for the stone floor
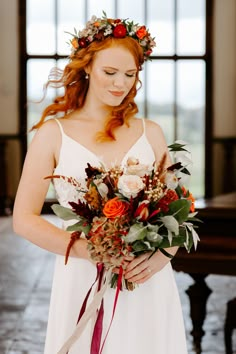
[0,215,236,354]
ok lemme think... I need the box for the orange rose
[136,26,147,40]
[93,21,101,27]
[103,197,129,218]
[182,187,195,212]
[71,37,79,49]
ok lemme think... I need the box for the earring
[85,73,89,79]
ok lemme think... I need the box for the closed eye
[104,71,116,75]
[125,73,136,78]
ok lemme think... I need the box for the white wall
[212,0,236,194]
[213,0,236,137]
[0,0,19,134]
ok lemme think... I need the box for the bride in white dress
[13,14,188,354]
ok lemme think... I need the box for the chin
[105,97,125,107]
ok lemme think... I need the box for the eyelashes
[104,71,136,78]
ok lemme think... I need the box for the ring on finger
[147,267,152,274]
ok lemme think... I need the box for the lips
[109,91,125,97]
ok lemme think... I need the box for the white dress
[44,119,188,354]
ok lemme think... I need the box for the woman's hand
[124,247,178,284]
[111,255,134,274]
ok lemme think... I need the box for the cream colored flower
[126,157,152,177]
[118,174,145,199]
[165,171,179,190]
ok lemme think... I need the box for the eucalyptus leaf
[143,241,155,251]
[167,229,173,245]
[185,223,200,250]
[132,240,152,253]
[160,215,179,235]
[66,221,91,235]
[159,235,184,248]
[188,212,198,218]
[168,199,191,224]
[125,223,147,243]
[147,223,159,233]
[146,231,162,243]
[51,204,80,221]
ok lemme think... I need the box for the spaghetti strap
[142,118,146,135]
[54,119,64,136]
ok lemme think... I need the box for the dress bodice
[53,118,155,207]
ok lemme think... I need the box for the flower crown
[69,12,156,61]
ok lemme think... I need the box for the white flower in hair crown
[68,11,156,61]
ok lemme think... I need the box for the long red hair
[32,36,144,141]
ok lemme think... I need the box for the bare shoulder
[30,119,61,150]
[144,119,167,144]
[32,118,60,139]
[143,118,171,163]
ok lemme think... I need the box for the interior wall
[213,0,236,138]
[0,0,20,209]
[0,0,19,134]
[212,0,236,195]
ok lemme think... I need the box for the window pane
[147,60,175,143]
[57,0,85,55]
[27,59,56,135]
[87,0,115,19]
[27,59,58,199]
[118,0,144,23]
[177,60,205,197]
[27,0,56,54]
[147,0,175,56]
[177,0,206,55]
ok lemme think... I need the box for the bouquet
[49,142,200,290]
[47,142,201,354]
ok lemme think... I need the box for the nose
[113,74,126,88]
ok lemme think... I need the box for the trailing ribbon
[57,265,111,354]
[58,264,124,354]
[99,266,123,354]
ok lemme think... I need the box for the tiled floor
[0,215,236,354]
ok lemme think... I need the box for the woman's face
[86,45,137,107]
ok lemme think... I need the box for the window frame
[18,0,214,209]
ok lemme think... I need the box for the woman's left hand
[124,247,178,284]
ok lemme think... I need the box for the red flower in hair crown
[68,11,156,61]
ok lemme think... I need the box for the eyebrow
[103,66,137,72]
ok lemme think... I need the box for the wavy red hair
[32,36,144,141]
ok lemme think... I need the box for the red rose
[157,190,179,212]
[145,49,153,56]
[78,38,88,48]
[113,24,127,38]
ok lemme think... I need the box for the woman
[13,14,188,354]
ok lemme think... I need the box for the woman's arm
[13,120,89,260]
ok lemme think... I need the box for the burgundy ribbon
[77,263,104,324]
[66,264,123,354]
[98,266,124,354]
[66,263,104,354]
